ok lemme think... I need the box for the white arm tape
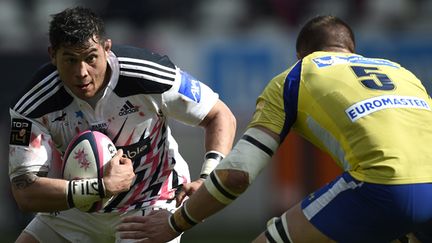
[216,127,279,183]
[66,178,104,211]
[200,150,224,178]
[265,212,292,243]
[204,172,239,204]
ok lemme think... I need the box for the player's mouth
[77,82,92,91]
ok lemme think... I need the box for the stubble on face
[50,37,111,100]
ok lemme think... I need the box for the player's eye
[65,58,78,65]
[85,55,97,64]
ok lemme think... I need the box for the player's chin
[74,90,96,100]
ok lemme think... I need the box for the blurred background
[1,0,432,242]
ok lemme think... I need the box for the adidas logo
[119,100,138,116]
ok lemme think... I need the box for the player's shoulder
[111,45,178,96]
[10,62,73,118]
[112,44,175,69]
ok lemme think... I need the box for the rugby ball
[62,130,117,212]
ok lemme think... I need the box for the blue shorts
[301,172,432,243]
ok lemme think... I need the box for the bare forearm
[11,173,69,212]
[186,181,227,220]
[202,100,236,155]
[11,151,134,213]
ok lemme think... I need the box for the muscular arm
[11,149,135,213]
[11,172,69,212]
[199,99,236,155]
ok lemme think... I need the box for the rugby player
[9,6,236,243]
[118,15,432,243]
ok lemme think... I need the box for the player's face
[49,37,112,100]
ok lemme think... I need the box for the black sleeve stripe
[265,230,277,243]
[119,59,176,75]
[275,217,291,243]
[241,134,274,157]
[114,76,172,96]
[112,45,175,70]
[14,73,60,113]
[113,46,178,96]
[120,65,175,79]
[118,57,176,79]
[20,80,63,116]
[11,63,74,118]
[120,69,175,84]
[209,172,237,200]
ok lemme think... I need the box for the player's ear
[104,39,112,54]
[48,46,57,66]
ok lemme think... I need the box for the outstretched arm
[117,126,279,243]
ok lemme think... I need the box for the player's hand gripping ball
[62,130,116,212]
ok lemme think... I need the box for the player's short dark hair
[49,6,106,51]
[296,15,355,58]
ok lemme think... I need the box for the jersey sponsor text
[345,95,430,121]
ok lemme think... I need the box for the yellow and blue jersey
[249,51,432,184]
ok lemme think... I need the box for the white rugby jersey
[9,45,219,212]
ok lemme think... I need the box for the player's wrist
[200,151,224,179]
[101,178,113,197]
[66,178,106,210]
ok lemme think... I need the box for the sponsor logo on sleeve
[178,71,201,103]
[10,118,32,146]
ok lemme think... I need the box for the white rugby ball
[62,130,116,212]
